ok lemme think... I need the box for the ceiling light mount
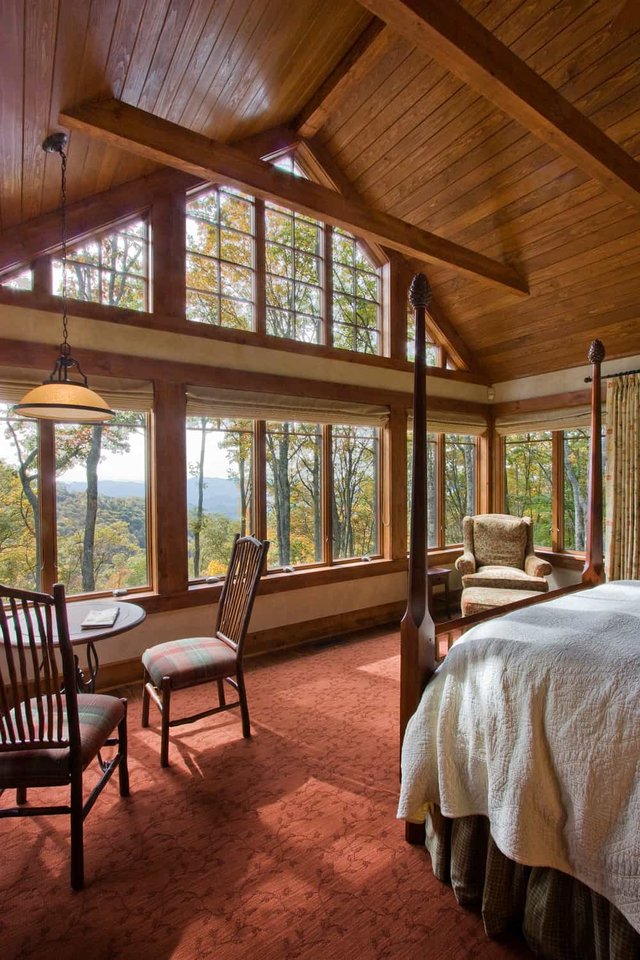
[14,133,114,423]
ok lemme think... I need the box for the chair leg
[70,773,84,891]
[160,677,171,768]
[141,671,150,728]
[217,678,226,708]
[236,668,251,738]
[16,786,27,805]
[118,699,130,797]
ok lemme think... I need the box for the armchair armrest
[455,552,476,576]
[524,554,552,578]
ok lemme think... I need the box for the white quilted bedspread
[397,581,640,932]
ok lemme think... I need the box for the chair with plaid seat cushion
[0,582,129,890]
[141,534,269,767]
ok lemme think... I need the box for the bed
[400,274,640,959]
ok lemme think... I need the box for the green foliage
[505,432,553,547]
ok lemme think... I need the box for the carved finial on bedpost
[409,272,432,309]
[588,339,605,365]
[583,339,606,586]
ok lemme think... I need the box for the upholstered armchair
[455,514,552,593]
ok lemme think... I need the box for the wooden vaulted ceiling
[1,0,639,383]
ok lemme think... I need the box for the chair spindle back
[215,535,269,656]
[0,583,78,752]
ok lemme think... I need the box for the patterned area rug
[3,627,531,960]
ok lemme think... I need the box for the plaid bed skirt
[424,806,640,960]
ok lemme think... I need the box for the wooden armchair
[141,534,269,767]
[0,583,129,890]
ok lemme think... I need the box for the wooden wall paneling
[356,0,640,209]
[0,1,25,229]
[295,20,392,137]
[385,407,408,560]
[59,98,529,294]
[385,253,411,361]
[22,0,59,223]
[152,380,188,595]
[38,420,57,593]
[150,191,186,323]
[477,415,493,515]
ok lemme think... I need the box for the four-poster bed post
[401,278,606,841]
[400,274,436,746]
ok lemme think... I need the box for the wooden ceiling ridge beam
[59,98,529,295]
[304,137,478,373]
[356,0,640,210]
[0,125,300,279]
[294,18,393,138]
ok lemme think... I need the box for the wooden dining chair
[0,582,129,890]
[141,534,269,767]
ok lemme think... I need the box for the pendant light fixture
[13,133,115,423]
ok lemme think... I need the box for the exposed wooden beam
[0,167,201,278]
[60,98,529,295]
[231,124,300,161]
[357,0,640,210]
[0,124,298,279]
[295,20,392,138]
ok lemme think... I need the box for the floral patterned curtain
[605,374,640,580]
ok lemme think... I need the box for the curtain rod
[584,367,640,383]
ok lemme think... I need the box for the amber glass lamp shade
[14,380,115,423]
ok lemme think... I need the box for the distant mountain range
[61,477,241,519]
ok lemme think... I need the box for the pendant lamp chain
[12,133,115,422]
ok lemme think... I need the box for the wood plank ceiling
[1,0,639,382]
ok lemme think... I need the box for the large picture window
[407,429,478,549]
[265,206,323,343]
[266,421,322,568]
[332,425,379,560]
[0,401,151,598]
[185,417,254,579]
[503,425,605,552]
[54,412,149,596]
[504,432,553,548]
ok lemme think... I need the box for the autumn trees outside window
[184,181,382,355]
[408,431,478,549]
[0,402,150,596]
[185,414,380,582]
[503,428,600,551]
[186,187,255,330]
[52,219,148,311]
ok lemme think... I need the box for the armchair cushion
[462,565,549,593]
[525,554,553,578]
[472,514,528,569]
[455,551,476,577]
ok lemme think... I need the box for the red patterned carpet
[3,627,532,960]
